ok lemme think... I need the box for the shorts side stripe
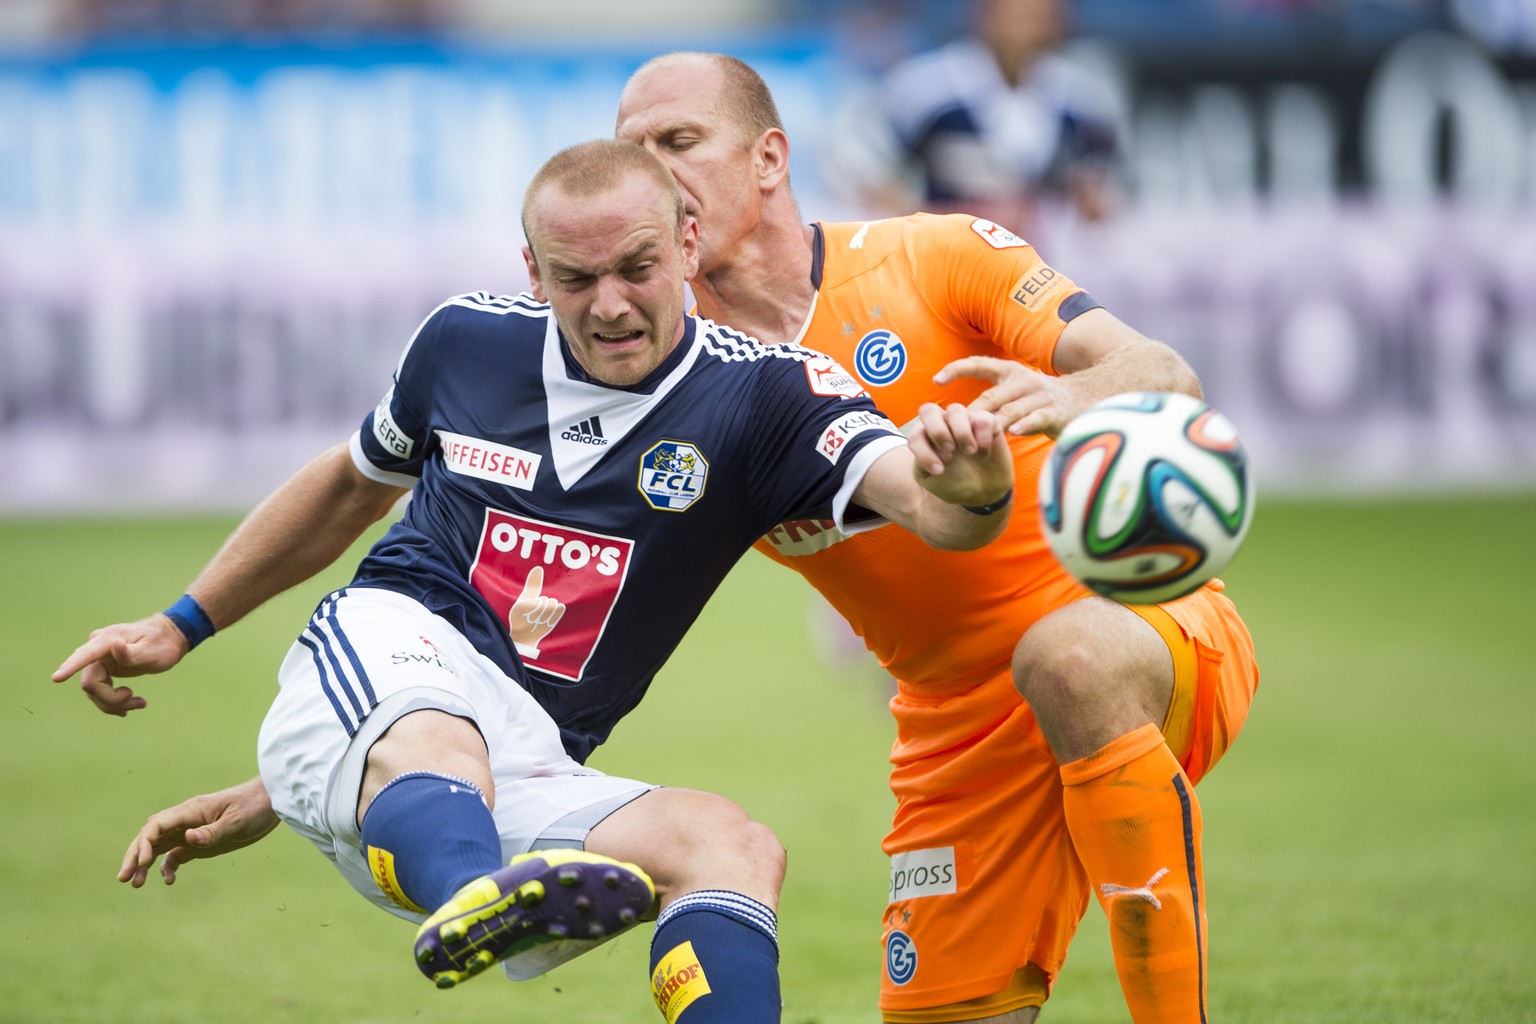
[308,616,365,721]
[324,595,377,708]
[297,631,356,737]
[1174,773,1208,1024]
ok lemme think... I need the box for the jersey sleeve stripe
[350,430,420,489]
[828,433,907,534]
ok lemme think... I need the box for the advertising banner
[1,36,1532,510]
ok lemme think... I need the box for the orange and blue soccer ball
[1039,391,1254,604]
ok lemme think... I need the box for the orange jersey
[754,213,1097,689]
[745,214,1258,1014]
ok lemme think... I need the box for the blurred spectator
[833,0,1125,231]
[57,0,452,39]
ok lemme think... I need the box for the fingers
[520,594,563,629]
[968,407,999,449]
[531,599,564,631]
[910,403,1002,475]
[906,427,942,478]
[932,357,1064,435]
[910,402,967,474]
[999,405,1053,438]
[79,662,146,716]
[119,814,210,888]
[51,633,116,684]
[118,835,155,888]
[54,618,187,715]
[517,565,546,602]
[161,845,194,885]
[933,355,1014,388]
[934,357,1015,416]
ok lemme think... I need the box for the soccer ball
[1038,391,1254,604]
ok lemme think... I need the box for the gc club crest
[854,329,907,386]
[885,929,917,985]
[638,440,709,511]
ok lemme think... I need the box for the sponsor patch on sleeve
[372,387,415,459]
[970,218,1030,249]
[1010,265,1069,312]
[817,410,899,464]
[760,518,849,556]
[804,354,868,398]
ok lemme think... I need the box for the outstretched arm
[852,402,1015,552]
[119,776,278,887]
[52,442,408,715]
[937,307,1201,439]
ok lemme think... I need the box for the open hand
[119,777,279,888]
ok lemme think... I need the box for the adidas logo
[560,415,608,446]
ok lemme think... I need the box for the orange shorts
[877,582,1258,1020]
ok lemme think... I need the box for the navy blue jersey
[349,291,906,761]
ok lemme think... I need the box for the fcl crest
[638,440,709,511]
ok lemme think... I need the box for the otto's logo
[804,354,867,398]
[469,509,634,682]
[889,847,958,902]
[638,440,709,511]
[969,218,1029,249]
[854,330,907,386]
[886,930,917,986]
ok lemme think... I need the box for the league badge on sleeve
[638,440,709,511]
[969,218,1030,249]
[804,354,868,398]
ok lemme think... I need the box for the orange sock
[1060,723,1208,1024]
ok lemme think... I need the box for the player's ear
[679,218,700,282]
[523,245,547,302]
[754,128,790,190]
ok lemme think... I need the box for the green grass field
[3,495,1534,1023]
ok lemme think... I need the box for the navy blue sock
[649,890,780,1023]
[358,771,502,913]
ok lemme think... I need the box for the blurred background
[1,0,1534,510]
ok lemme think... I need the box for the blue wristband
[163,593,217,649]
[963,487,1013,516]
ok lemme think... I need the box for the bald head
[624,51,784,150]
[521,139,685,255]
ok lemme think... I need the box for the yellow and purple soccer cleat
[413,849,655,989]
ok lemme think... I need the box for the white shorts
[256,586,655,927]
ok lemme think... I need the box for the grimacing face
[615,60,765,276]
[523,169,699,387]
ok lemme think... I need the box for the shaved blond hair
[521,139,685,252]
[630,51,785,149]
